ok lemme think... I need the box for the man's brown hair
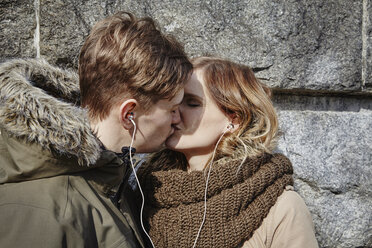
[79,12,192,120]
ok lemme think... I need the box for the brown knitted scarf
[139,153,293,248]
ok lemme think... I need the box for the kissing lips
[170,127,175,135]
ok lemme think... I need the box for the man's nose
[172,108,181,124]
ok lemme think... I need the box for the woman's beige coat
[242,186,319,248]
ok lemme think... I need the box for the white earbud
[227,123,234,130]
[127,112,135,124]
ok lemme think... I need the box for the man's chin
[165,137,178,150]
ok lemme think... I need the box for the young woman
[138,56,318,248]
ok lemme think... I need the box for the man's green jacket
[0,59,146,247]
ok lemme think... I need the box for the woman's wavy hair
[148,56,279,170]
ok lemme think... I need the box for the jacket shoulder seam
[62,176,71,217]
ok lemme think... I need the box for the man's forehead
[172,89,184,104]
[156,89,184,107]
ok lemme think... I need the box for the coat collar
[0,58,101,166]
[0,58,133,194]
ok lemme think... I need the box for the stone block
[274,95,372,247]
[38,0,148,68]
[30,1,364,92]
[0,0,36,61]
[365,0,372,89]
[146,0,363,92]
[39,0,97,68]
[295,179,372,248]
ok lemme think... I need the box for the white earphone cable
[192,126,231,248]
[129,118,156,248]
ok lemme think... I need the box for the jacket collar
[83,147,134,197]
[0,58,101,166]
[0,58,133,192]
[91,146,136,198]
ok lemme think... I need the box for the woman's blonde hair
[193,56,278,160]
[148,56,278,170]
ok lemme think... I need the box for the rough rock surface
[274,95,372,248]
[1,1,371,247]
[365,0,372,89]
[147,0,364,92]
[0,0,36,62]
[1,0,365,92]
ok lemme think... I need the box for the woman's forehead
[184,70,205,98]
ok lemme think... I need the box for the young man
[0,12,192,247]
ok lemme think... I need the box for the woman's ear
[119,99,138,130]
[228,113,240,132]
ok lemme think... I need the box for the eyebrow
[184,93,203,101]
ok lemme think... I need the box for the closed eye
[182,93,203,108]
[187,103,200,107]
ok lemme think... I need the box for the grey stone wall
[1,0,371,247]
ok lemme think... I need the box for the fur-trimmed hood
[0,58,101,167]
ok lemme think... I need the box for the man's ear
[119,99,138,130]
